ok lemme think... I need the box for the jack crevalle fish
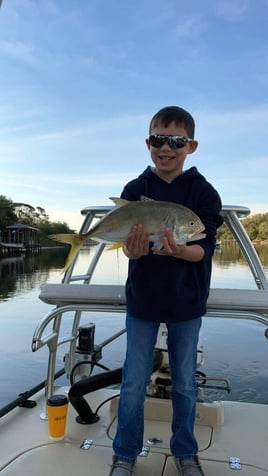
[50,197,206,273]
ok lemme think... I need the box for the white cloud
[78,54,96,66]
[0,40,36,64]
[175,16,202,37]
[214,0,250,21]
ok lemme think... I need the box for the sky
[0,0,268,232]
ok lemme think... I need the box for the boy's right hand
[124,224,150,259]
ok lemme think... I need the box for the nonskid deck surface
[0,387,268,475]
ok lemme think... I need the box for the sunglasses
[149,134,193,150]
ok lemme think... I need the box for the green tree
[0,195,74,239]
[40,221,74,235]
[258,221,268,240]
[13,202,36,226]
[0,195,17,229]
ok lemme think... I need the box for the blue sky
[0,0,268,232]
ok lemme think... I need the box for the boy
[109,106,223,476]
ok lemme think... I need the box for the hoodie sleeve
[192,182,223,256]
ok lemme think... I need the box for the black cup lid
[47,394,69,406]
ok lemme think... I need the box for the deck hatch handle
[229,457,241,469]
[147,437,163,445]
[80,439,93,450]
[139,446,150,457]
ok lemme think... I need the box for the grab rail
[31,205,268,403]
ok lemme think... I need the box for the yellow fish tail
[49,233,86,273]
[107,242,124,250]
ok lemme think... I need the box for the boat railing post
[66,310,83,379]
[39,313,62,420]
[224,210,268,289]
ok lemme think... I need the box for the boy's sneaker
[173,456,205,476]
[109,456,136,476]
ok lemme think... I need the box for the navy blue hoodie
[121,166,223,322]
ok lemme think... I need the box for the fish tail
[107,242,124,250]
[49,233,86,273]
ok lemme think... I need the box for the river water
[0,243,268,409]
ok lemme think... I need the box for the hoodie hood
[140,165,202,183]
[123,165,213,209]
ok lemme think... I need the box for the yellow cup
[47,394,69,440]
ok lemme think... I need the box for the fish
[49,197,206,273]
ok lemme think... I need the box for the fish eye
[189,221,195,227]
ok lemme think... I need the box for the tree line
[217,212,268,242]
[0,195,74,243]
[1,194,268,244]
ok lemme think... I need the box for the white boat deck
[1,386,268,475]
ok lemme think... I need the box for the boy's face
[145,120,198,182]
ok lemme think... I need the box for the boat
[0,204,268,475]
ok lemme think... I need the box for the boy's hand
[152,228,205,262]
[124,224,150,259]
[151,228,185,258]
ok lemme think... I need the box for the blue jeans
[113,314,201,461]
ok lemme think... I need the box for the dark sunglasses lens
[168,137,186,149]
[149,135,186,149]
[149,136,164,148]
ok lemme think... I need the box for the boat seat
[39,284,268,314]
[39,283,126,306]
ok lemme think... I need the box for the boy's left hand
[151,228,185,258]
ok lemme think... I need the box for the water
[0,244,268,409]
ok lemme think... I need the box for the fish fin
[140,195,155,201]
[107,242,124,250]
[49,233,85,273]
[150,234,164,250]
[109,197,129,207]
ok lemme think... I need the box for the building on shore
[0,223,41,255]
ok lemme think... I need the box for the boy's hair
[149,106,195,138]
